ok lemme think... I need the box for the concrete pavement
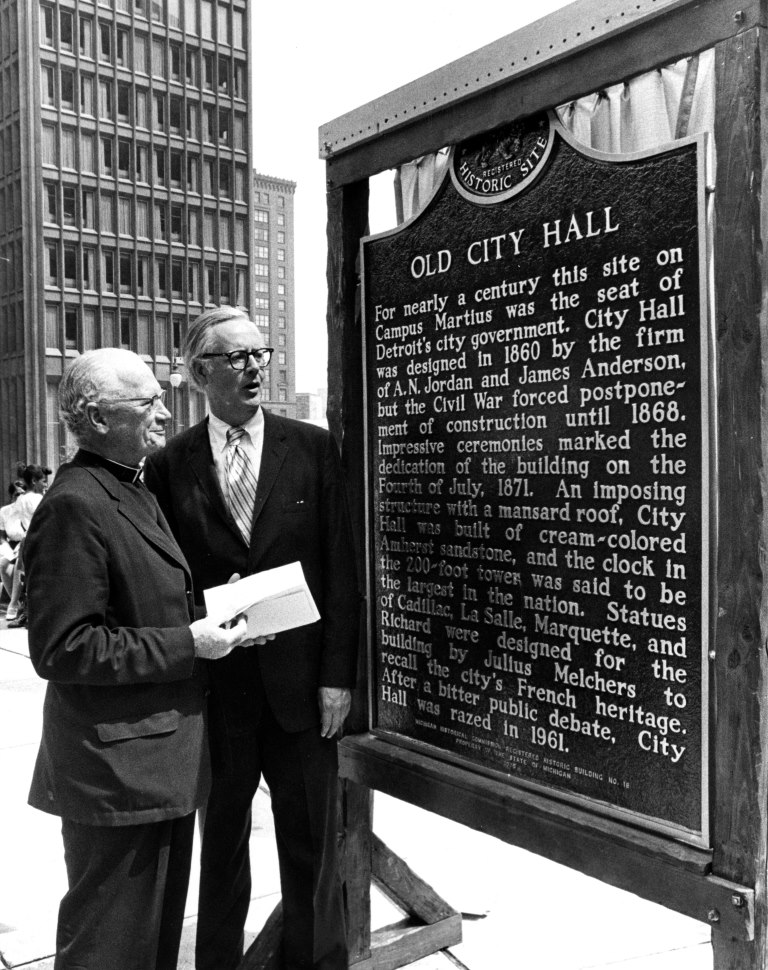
[0,623,712,969]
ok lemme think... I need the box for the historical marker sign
[362,114,710,845]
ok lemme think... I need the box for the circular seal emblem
[451,112,554,204]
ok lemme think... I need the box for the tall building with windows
[253,172,295,419]
[0,0,254,485]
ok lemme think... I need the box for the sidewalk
[0,623,712,970]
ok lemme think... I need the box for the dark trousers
[196,706,347,970]
[56,812,196,970]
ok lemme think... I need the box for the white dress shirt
[207,407,265,505]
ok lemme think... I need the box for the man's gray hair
[58,349,122,443]
[184,307,252,390]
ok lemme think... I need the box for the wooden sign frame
[321,0,768,967]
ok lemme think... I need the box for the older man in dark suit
[25,348,249,970]
[144,307,359,970]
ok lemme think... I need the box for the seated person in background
[5,464,51,625]
[0,477,26,612]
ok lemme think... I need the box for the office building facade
[253,171,295,419]
[0,0,254,485]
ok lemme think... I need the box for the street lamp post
[169,362,183,438]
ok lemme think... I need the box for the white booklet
[204,561,320,638]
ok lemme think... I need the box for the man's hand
[318,687,351,739]
[191,616,249,659]
[225,572,275,646]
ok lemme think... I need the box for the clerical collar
[81,450,145,484]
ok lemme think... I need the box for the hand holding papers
[204,561,320,639]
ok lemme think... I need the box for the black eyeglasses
[198,348,274,370]
[97,390,167,409]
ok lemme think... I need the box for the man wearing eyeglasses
[24,348,250,970]
[144,307,359,970]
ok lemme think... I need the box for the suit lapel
[252,410,288,532]
[84,464,190,572]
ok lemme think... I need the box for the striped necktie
[226,426,257,543]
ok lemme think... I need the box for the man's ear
[191,358,209,388]
[84,401,111,437]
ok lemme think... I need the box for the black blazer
[25,451,208,826]
[144,409,359,734]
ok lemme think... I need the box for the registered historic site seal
[451,111,554,203]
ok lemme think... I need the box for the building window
[81,134,95,173]
[44,183,58,223]
[219,161,231,198]
[184,0,197,34]
[254,246,268,259]
[217,3,229,43]
[203,52,214,90]
[217,55,229,94]
[233,62,244,98]
[65,307,79,349]
[278,316,286,328]
[171,204,183,241]
[62,129,76,168]
[152,0,163,22]
[278,195,285,208]
[152,39,165,77]
[119,254,132,293]
[99,80,113,120]
[220,266,231,304]
[155,313,169,354]
[187,156,199,192]
[136,144,149,181]
[204,106,215,143]
[63,186,76,226]
[170,96,182,134]
[79,15,93,56]
[136,199,149,237]
[83,248,96,290]
[277,283,285,296]
[277,231,285,244]
[203,210,216,248]
[156,258,167,298]
[100,193,114,233]
[120,312,132,349]
[136,90,148,127]
[118,196,133,234]
[41,67,55,106]
[63,246,77,287]
[186,48,197,85]
[118,139,131,178]
[82,189,95,229]
[234,113,245,150]
[154,93,165,132]
[219,108,230,145]
[236,267,247,306]
[61,70,75,111]
[170,43,182,80]
[137,312,151,352]
[45,244,59,286]
[170,150,183,188]
[40,5,54,46]
[46,306,61,350]
[187,210,199,246]
[80,76,93,115]
[277,249,285,261]
[277,213,285,226]
[186,102,198,139]
[232,9,244,48]
[137,257,150,297]
[171,260,183,299]
[205,262,216,303]
[235,216,246,252]
[203,159,214,195]
[103,309,116,345]
[200,0,212,36]
[100,136,113,176]
[59,10,74,51]
[154,147,166,184]
[117,83,131,123]
[254,263,267,277]
[99,21,111,62]
[188,261,199,300]
[83,308,98,350]
[116,27,129,66]
[254,208,268,224]
[155,202,167,240]
[134,33,147,73]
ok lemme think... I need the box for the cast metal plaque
[362,113,710,845]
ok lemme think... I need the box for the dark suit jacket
[25,451,208,826]
[144,409,359,734]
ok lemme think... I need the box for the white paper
[204,561,320,638]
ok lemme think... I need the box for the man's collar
[79,449,144,484]
[208,407,264,444]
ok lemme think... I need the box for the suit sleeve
[318,433,361,687]
[25,490,196,686]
